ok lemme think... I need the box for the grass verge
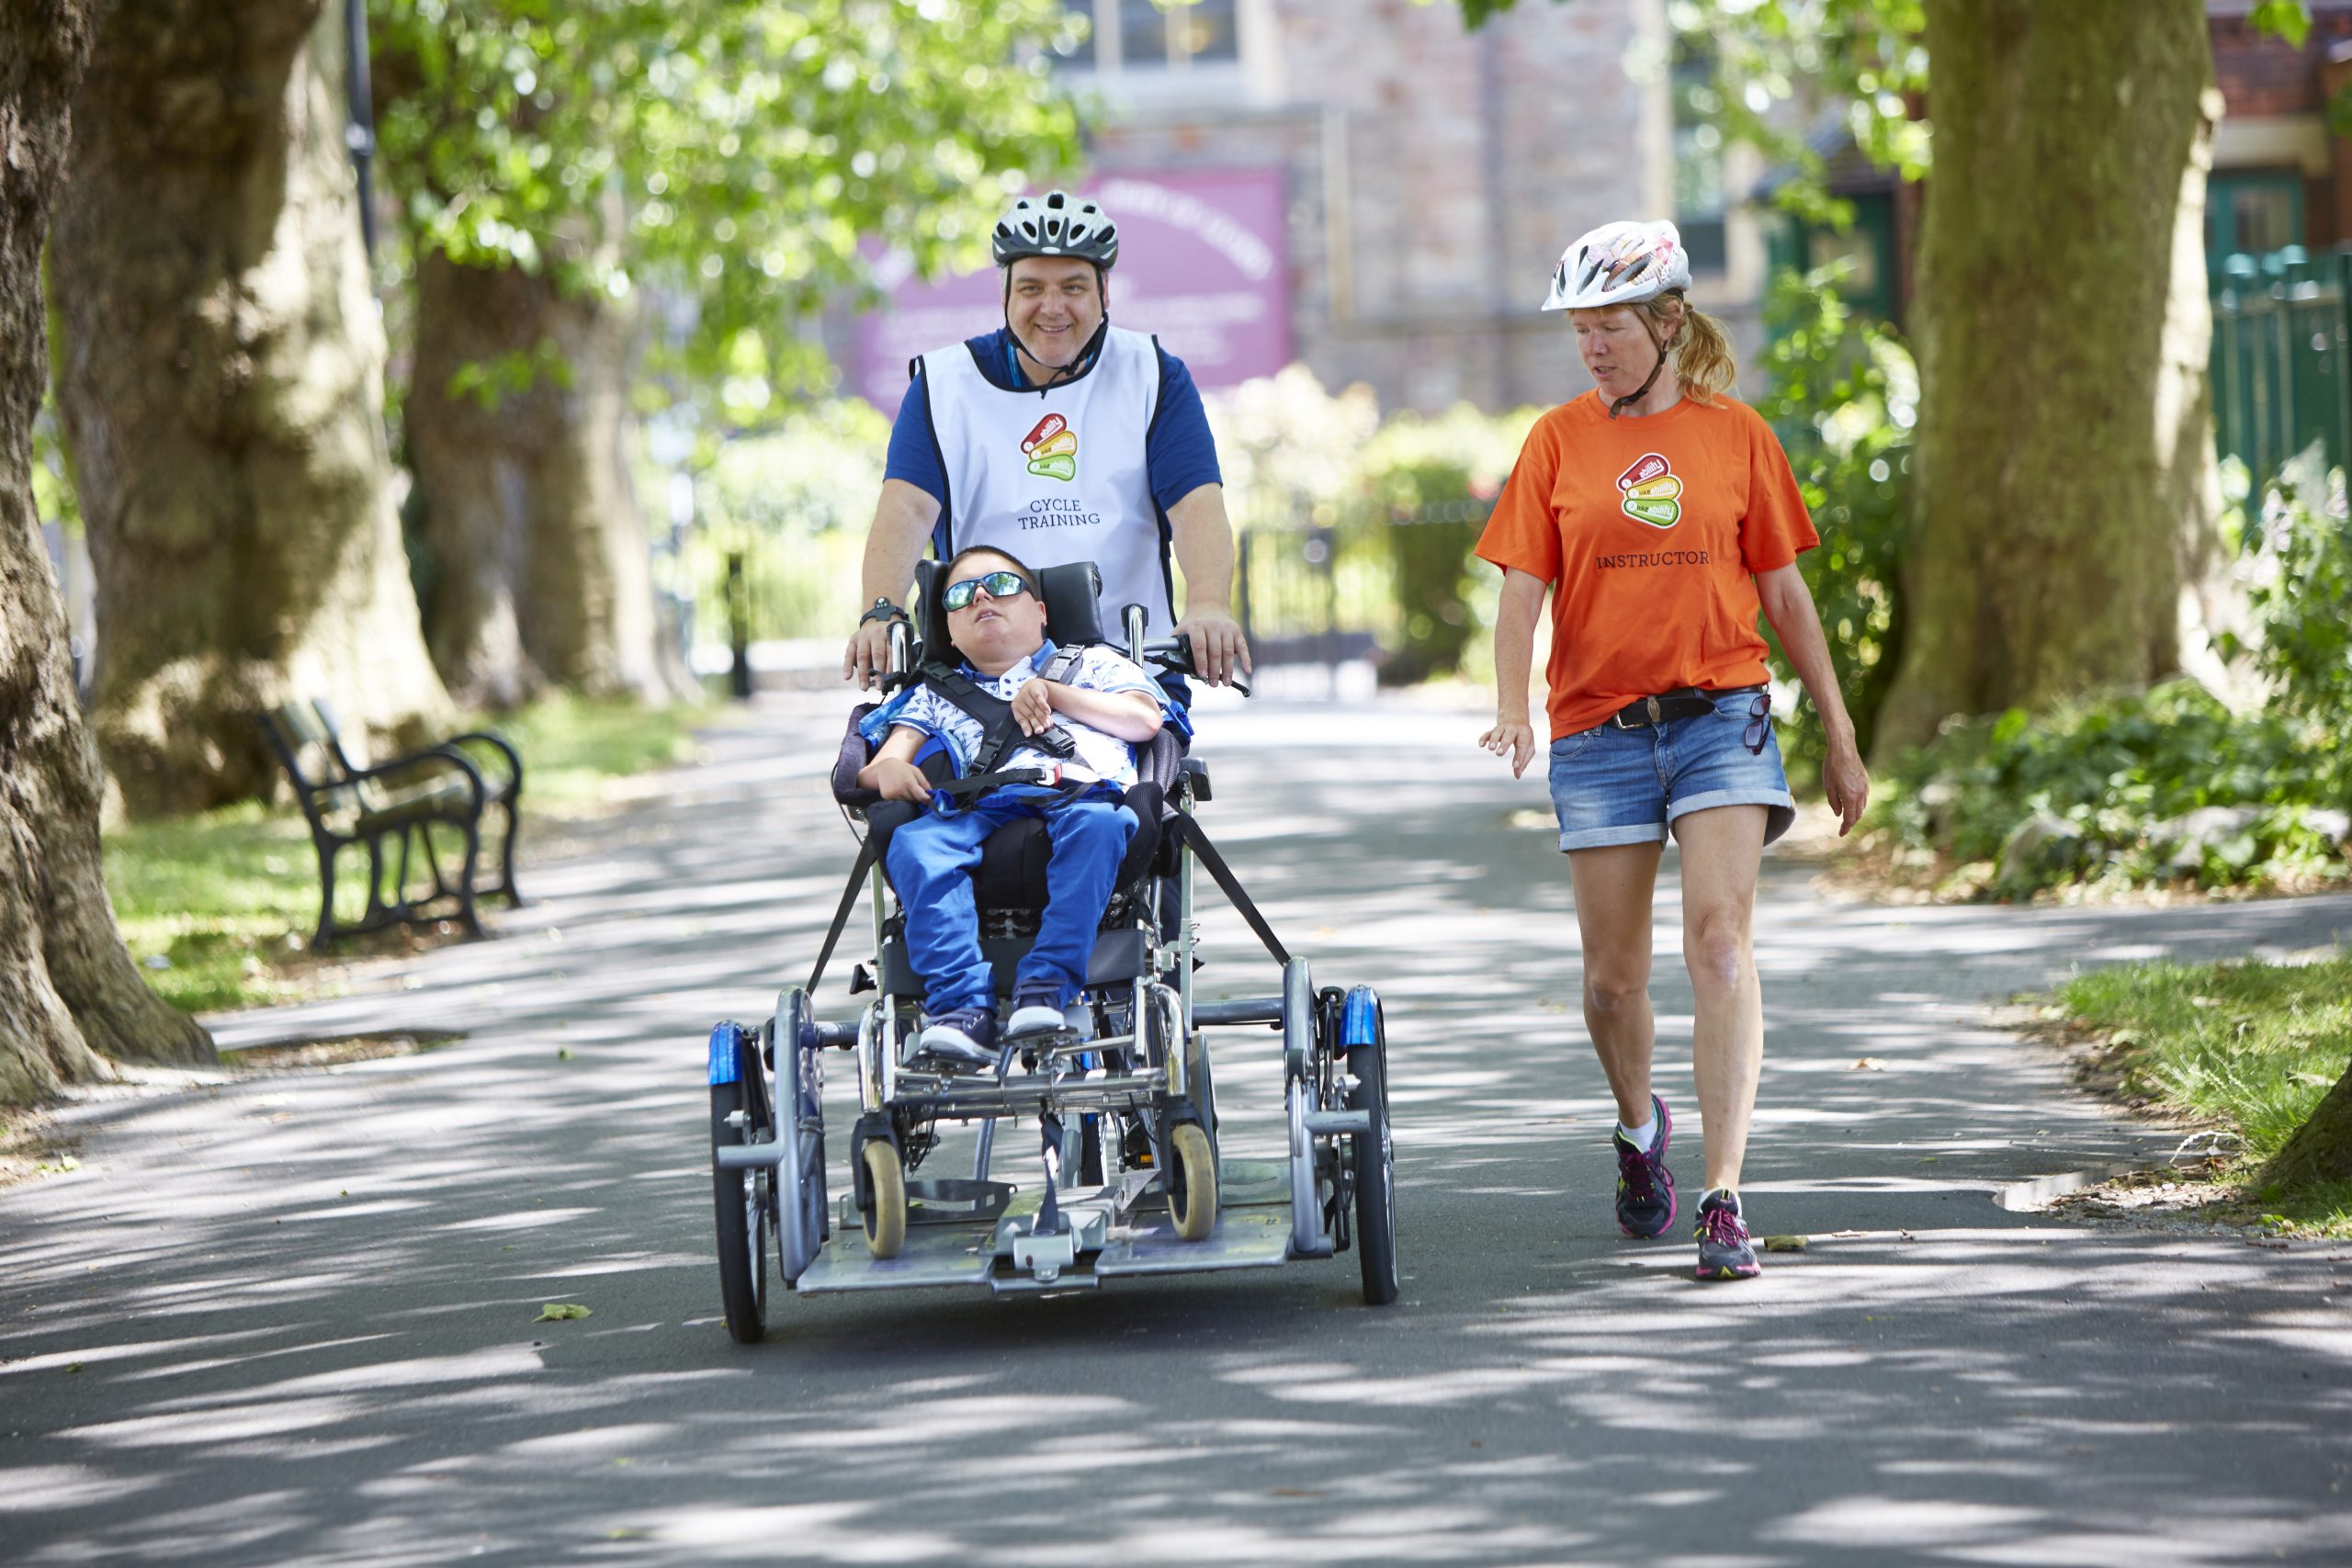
[2043,950,2352,1236]
[107,694,715,1016]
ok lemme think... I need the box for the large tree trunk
[2,0,212,1104]
[407,254,673,708]
[51,0,451,817]
[1874,0,2222,756]
[2261,1059,2352,1192]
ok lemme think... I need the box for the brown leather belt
[1606,684,1765,730]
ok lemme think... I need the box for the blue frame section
[1340,986,1381,1048]
[707,1021,745,1087]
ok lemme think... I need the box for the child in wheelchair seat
[854,545,1170,1068]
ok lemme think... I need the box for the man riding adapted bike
[842,189,1251,698]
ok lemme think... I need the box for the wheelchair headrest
[912,557,1108,661]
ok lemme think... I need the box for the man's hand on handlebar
[842,619,899,692]
[1174,609,1251,687]
[856,755,933,804]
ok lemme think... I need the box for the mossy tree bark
[2262,1064,2352,1191]
[1,0,213,1104]
[51,0,452,817]
[405,254,673,708]
[1874,0,2225,756]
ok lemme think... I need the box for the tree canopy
[374,0,1083,429]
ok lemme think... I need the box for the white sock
[1617,1115,1657,1152]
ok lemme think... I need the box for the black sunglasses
[940,570,1035,613]
[1742,693,1772,756]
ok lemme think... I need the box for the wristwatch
[858,596,909,626]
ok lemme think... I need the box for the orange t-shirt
[1474,390,1818,740]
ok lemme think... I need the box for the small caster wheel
[862,1139,906,1260]
[1167,1122,1217,1242]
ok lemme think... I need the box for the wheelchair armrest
[1181,757,1212,804]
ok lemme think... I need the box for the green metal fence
[2211,246,2352,479]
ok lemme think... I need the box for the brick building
[2207,0,2352,261]
[1069,0,1687,413]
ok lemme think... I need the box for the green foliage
[688,400,889,642]
[1754,265,1913,773]
[1352,404,1540,684]
[2053,950,2352,1230]
[1206,367,1541,683]
[372,0,1082,424]
[1877,679,2347,897]
[1877,456,2352,898]
[2218,469,2352,733]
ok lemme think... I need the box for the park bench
[258,700,525,950]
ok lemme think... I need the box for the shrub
[1753,265,1915,777]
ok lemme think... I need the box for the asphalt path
[5,689,2351,1566]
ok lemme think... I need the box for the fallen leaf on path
[535,1303,593,1322]
[1760,1235,1807,1253]
[1851,1057,1887,1071]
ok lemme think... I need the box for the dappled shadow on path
[5,695,2350,1565]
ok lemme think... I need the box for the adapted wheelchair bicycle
[701,559,1399,1341]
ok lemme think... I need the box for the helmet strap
[1607,307,1677,420]
[1002,266,1111,396]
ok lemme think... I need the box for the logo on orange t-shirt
[1616,452,1683,530]
[1022,412,1079,482]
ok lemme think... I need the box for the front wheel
[1350,1026,1399,1307]
[711,1076,771,1342]
[861,1138,907,1259]
[1167,1122,1217,1242]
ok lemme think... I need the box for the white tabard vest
[922,325,1172,640]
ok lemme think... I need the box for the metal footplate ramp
[788,1157,1295,1294]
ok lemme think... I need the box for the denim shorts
[1546,691,1796,852]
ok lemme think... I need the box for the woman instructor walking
[1476,220,1868,1280]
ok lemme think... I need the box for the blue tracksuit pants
[885,785,1138,1015]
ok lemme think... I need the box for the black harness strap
[1170,813,1291,967]
[806,833,881,996]
[916,660,1078,776]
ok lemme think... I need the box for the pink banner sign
[853,166,1291,416]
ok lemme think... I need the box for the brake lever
[1143,635,1252,698]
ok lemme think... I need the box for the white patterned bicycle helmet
[1542,220,1690,311]
[991,190,1119,270]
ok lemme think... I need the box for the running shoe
[1693,1188,1760,1280]
[917,1007,999,1069]
[1611,1092,1678,1238]
[1005,980,1069,1039]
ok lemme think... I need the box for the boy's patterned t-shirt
[875,642,1161,788]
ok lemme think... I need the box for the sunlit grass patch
[486,692,712,811]
[2053,951,2352,1235]
[105,694,717,1016]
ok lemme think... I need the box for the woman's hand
[1480,717,1538,779]
[1823,733,1871,835]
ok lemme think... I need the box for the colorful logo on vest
[1616,452,1682,529]
[1022,412,1079,482]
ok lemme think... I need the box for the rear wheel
[1350,1022,1399,1307]
[1168,1122,1217,1241]
[711,1073,771,1342]
[861,1139,907,1259]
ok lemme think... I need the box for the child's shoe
[917,1007,999,1069]
[1005,981,1069,1039]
